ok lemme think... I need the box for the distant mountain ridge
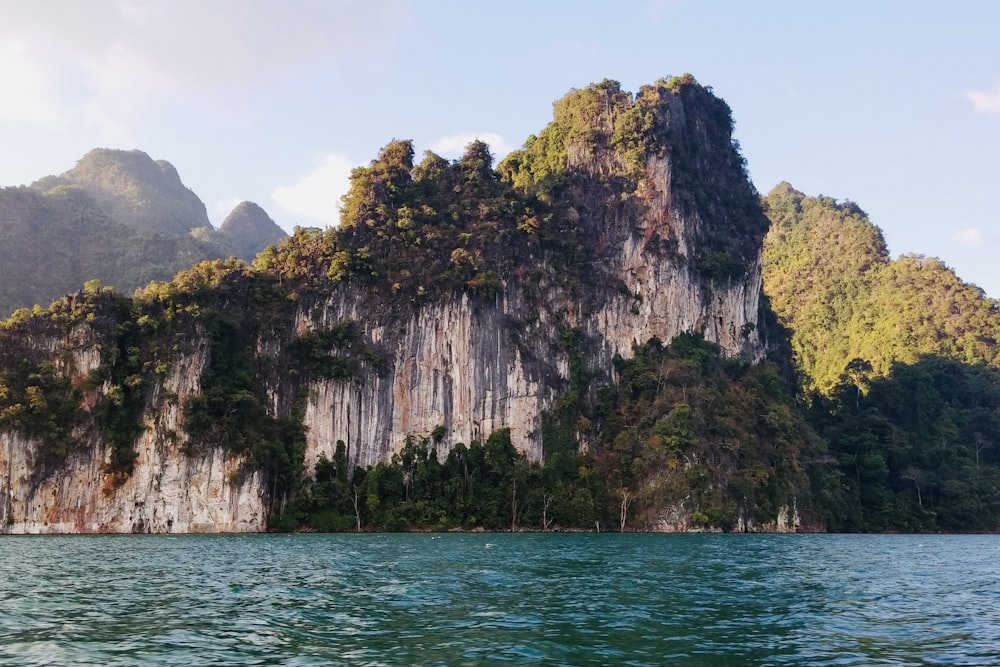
[0,148,286,316]
[32,148,212,235]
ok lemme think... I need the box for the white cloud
[951,227,987,246]
[0,0,410,138]
[429,133,515,161]
[965,84,1000,114]
[272,154,355,228]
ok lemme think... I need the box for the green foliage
[0,288,161,474]
[592,334,819,529]
[542,327,594,461]
[814,357,1000,532]
[286,319,380,381]
[253,226,337,291]
[278,427,609,533]
[277,335,822,533]
[498,75,765,282]
[325,139,549,300]
[89,297,151,473]
[763,184,1000,531]
[0,357,79,472]
[501,79,636,191]
[252,76,764,306]
[161,261,308,497]
[763,183,1000,394]
[0,231,391,503]
[278,431,528,532]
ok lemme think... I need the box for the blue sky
[2,0,999,297]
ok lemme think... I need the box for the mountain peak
[33,147,210,235]
[219,201,286,260]
[0,151,283,315]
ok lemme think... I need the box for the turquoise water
[1,533,998,665]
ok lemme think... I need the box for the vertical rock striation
[1,326,266,533]
[300,76,768,470]
[0,76,772,531]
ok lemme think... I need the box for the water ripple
[2,533,999,665]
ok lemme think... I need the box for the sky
[2,0,999,297]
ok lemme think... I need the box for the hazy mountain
[0,150,286,316]
[219,201,287,261]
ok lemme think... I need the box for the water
[1,534,998,666]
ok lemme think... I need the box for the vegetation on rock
[2,78,999,534]
[499,75,766,281]
[256,75,767,307]
[277,335,819,532]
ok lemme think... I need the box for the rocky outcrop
[299,288,560,470]
[298,79,767,469]
[298,151,766,471]
[0,76,773,532]
[298,274,762,472]
[0,429,266,534]
[648,503,800,533]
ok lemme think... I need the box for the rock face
[299,271,762,473]
[0,433,266,534]
[298,78,767,469]
[297,152,766,471]
[0,76,771,532]
[0,328,266,534]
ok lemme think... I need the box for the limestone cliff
[297,76,768,469]
[0,76,776,533]
[1,320,266,533]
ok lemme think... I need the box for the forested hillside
[812,357,1000,531]
[762,183,1000,394]
[762,183,1000,531]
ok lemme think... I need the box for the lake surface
[1,533,998,665]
